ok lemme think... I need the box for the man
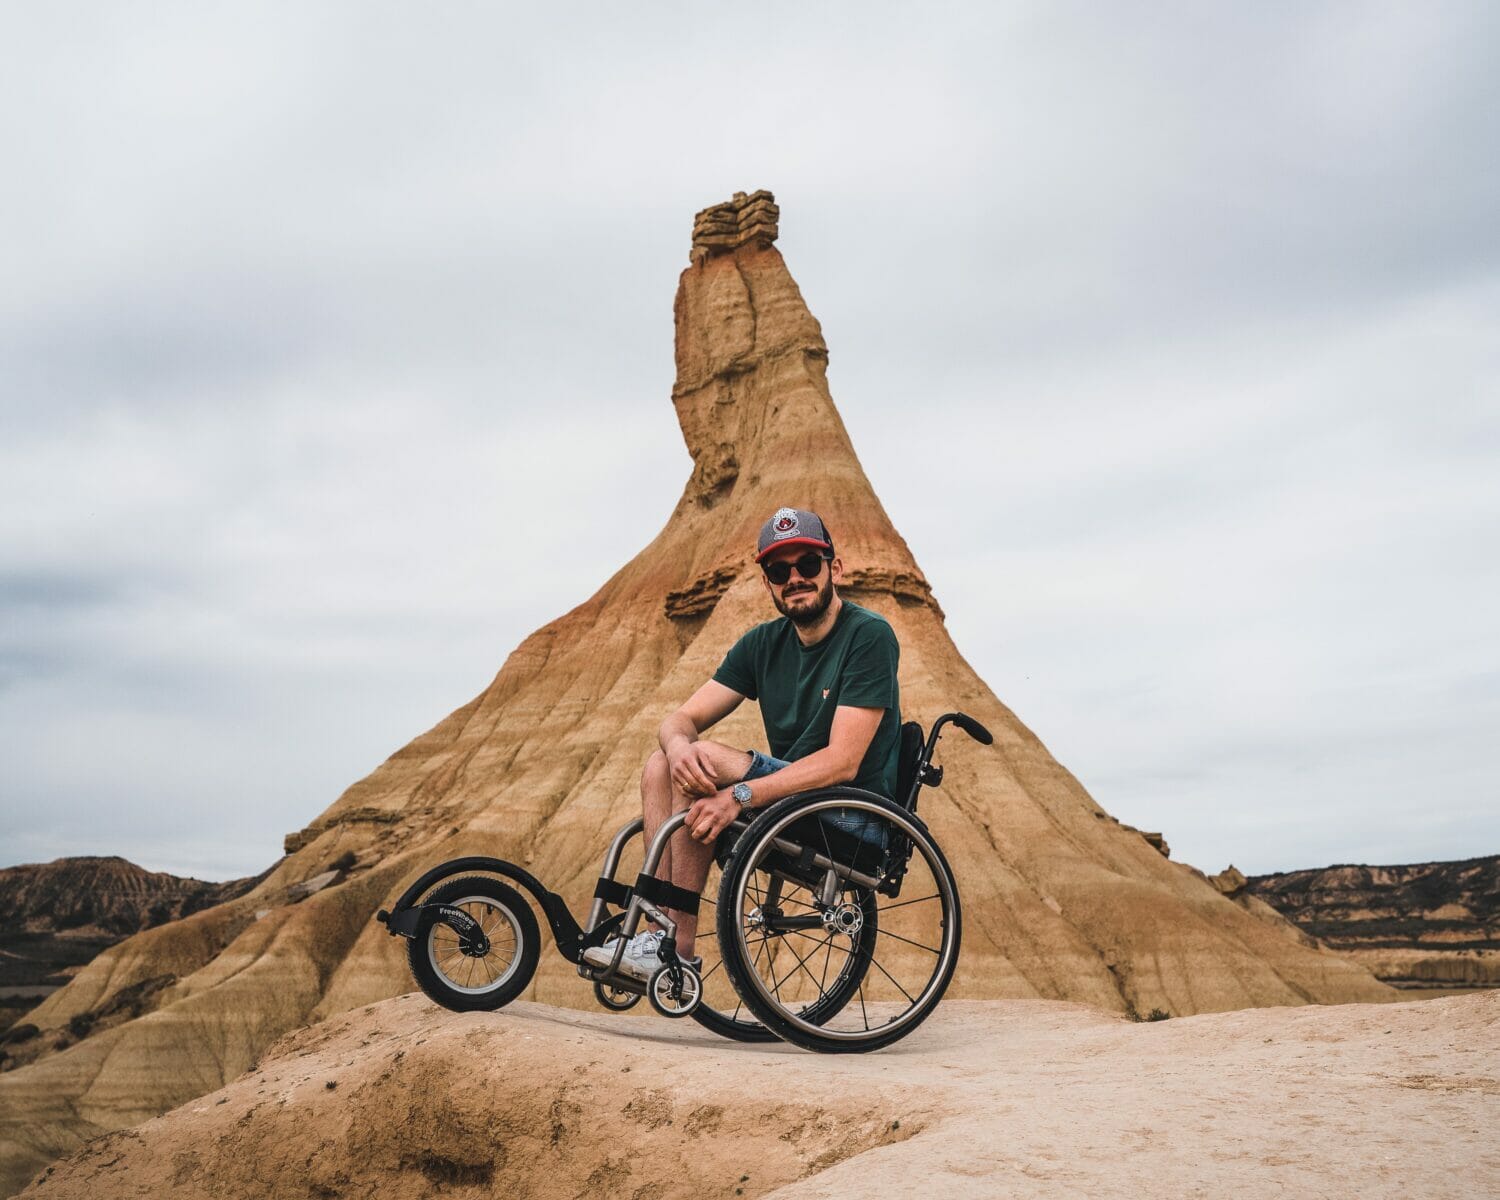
[582,506,901,980]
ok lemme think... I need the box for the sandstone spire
[0,192,1391,1195]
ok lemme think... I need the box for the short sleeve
[712,629,759,700]
[838,621,899,710]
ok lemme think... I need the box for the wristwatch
[731,782,754,813]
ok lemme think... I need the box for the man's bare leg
[641,750,675,894]
[669,741,750,954]
[638,742,754,958]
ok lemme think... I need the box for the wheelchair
[375,711,992,1053]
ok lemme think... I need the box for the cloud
[1,3,1496,878]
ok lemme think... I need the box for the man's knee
[697,740,753,787]
[642,749,668,788]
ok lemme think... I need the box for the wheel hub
[821,900,864,936]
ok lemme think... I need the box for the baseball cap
[756,507,835,562]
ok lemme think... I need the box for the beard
[772,572,835,626]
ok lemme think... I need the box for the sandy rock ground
[17,991,1497,1200]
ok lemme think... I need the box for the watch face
[733,783,753,806]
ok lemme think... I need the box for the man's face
[760,544,841,625]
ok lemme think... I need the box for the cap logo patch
[772,508,799,538]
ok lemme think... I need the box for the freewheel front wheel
[406,875,540,1012]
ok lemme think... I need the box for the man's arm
[661,680,745,797]
[685,704,883,842]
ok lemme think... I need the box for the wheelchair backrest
[896,720,925,809]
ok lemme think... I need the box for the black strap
[592,877,632,908]
[632,873,701,915]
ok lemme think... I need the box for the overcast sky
[3,3,1496,882]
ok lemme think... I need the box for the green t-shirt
[712,599,901,799]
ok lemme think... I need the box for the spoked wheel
[689,855,872,1042]
[406,875,541,1012]
[688,858,778,1042]
[717,792,961,1053]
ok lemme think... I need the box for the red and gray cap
[755,507,835,562]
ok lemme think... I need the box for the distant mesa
[1224,855,1500,990]
[0,191,1395,1196]
[0,856,257,1035]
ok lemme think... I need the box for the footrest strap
[631,874,701,915]
[592,878,633,908]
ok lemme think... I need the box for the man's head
[756,507,842,626]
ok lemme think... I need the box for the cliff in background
[1239,856,1500,988]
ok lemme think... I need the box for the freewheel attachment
[647,964,702,1018]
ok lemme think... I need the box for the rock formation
[19,993,1500,1199]
[1238,856,1500,989]
[0,190,1393,1195]
[0,857,255,1039]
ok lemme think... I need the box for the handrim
[729,797,959,1043]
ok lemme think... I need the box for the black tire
[689,848,872,1042]
[688,857,777,1042]
[406,875,541,1012]
[717,791,962,1054]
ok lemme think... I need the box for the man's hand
[686,790,740,843]
[668,742,721,798]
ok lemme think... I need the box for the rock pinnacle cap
[756,507,835,561]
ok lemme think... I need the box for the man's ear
[829,554,844,584]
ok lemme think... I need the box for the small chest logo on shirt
[822,688,830,699]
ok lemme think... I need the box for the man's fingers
[672,753,716,797]
[685,753,716,793]
[685,801,714,842]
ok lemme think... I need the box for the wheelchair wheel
[690,856,871,1043]
[406,875,540,1012]
[717,792,961,1053]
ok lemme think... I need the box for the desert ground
[19,990,1497,1199]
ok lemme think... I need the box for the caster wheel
[647,964,702,1018]
[593,980,642,1011]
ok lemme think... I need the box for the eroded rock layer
[0,192,1392,1195]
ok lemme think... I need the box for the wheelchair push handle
[949,712,993,745]
[927,710,993,753]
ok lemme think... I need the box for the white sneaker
[581,930,700,981]
[581,930,663,980]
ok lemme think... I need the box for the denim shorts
[741,749,792,782]
[740,750,887,848]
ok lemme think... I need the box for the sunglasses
[761,552,831,586]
